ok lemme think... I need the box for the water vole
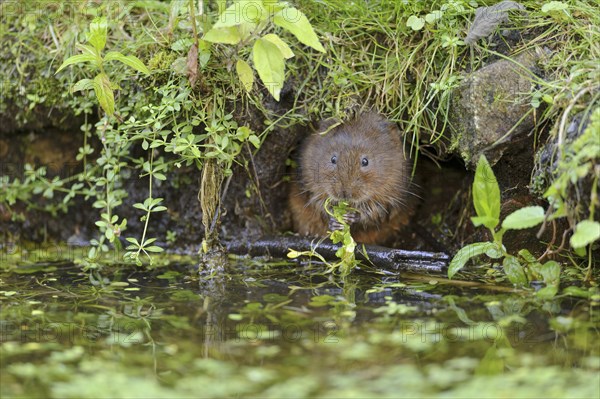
[289,113,413,245]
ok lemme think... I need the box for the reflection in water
[0,259,598,398]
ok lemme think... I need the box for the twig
[537,219,557,262]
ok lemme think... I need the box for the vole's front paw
[328,211,359,231]
[342,211,359,224]
[328,217,344,231]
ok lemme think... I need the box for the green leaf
[570,220,600,249]
[485,244,504,259]
[248,135,261,148]
[171,57,188,75]
[541,1,568,13]
[237,126,251,140]
[501,206,545,230]
[72,79,95,93]
[448,242,498,279]
[407,15,425,30]
[105,228,114,241]
[471,216,498,228]
[92,73,115,116]
[518,249,537,264]
[236,59,254,92]
[145,246,164,253]
[287,249,302,258]
[55,54,98,74]
[75,43,99,57]
[562,286,592,298]
[535,285,558,300]
[273,7,325,53]
[88,16,107,52]
[472,155,500,230]
[198,42,212,68]
[540,260,560,286]
[104,51,150,75]
[204,26,242,44]
[425,10,443,24]
[213,0,265,28]
[502,255,528,286]
[262,34,295,59]
[253,37,285,101]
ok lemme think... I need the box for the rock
[465,1,526,45]
[449,51,541,168]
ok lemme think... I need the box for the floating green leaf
[502,206,545,230]
[253,37,285,101]
[273,7,325,53]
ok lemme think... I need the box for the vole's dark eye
[331,155,337,165]
[361,157,369,167]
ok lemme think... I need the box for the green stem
[136,138,155,260]
[83,113,88,173]
[589,173,598,221]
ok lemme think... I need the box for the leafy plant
[544,108,600,252]
[53,17,156,268]
[448,155,557,293]
[326,199,360,277]
[288,199,360,277]
[406,1,468,34]
[55,17,150,115]
[203,0,325,100]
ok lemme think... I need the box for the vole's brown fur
[289,113,413,246]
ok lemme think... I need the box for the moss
[147,51,178,72]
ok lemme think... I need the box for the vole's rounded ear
[378,118,394,132]
[360,112,396,134]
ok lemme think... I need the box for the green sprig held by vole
[325,198,360,277]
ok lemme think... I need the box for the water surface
[1,255,598,398]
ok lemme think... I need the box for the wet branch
[224,236,449,274]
